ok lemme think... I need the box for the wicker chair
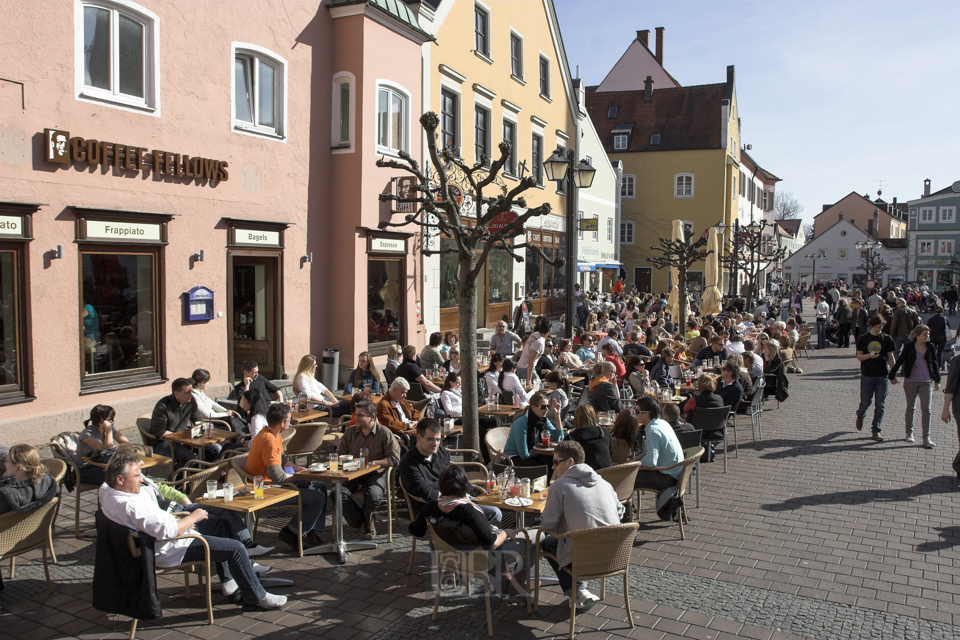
[284,423,328,466]
[534,523,639,639]
[170,459,233,501]
[136,413,160,448]
[596,461,642,521]
[1,497,62,592]
[48,432,99,538]
[795,332,811,359]
[633,447,704,540]
[398,477,428,574]
[484,427,513,465]
[229,455,303,556]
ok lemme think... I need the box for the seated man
[99,448,286,610]
[633,396,683,495]
[661,402,695,434]
[597,329,623,358]
[233,360,283,403]
[244,403,328,551]
[575,335,597,364]
[649,348,675,387]
[693,335,728,366]
[337,398,401,539]
[396,345,441,394]
[587,361,623,414]
[622,332,652,358]
[397,418,501,522]
[541,441,624,611]
[377,378,421,435]
[716,362,745,415]
[150,378,219,469]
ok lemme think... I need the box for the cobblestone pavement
[3,344,960,639]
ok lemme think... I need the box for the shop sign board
[579,218,598,232]
[369,236,407,253]
[86,220,162,242]
[488,211,519,233]
[0,215,25,237]
[235,229,280,246]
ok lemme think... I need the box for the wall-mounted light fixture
[193,250,205,262]
[300,252,313,269]
[51,245,63,260]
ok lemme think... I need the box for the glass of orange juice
[329,453,338,472]
[253,476,264,500]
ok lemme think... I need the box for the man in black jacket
[717,363,744,413]
[927,306,951,369]
[150,378,216,468]
[233,360,282,402]
[397,419,500,522]
[694,336,727,366]
[649,348,675,387]
[588,362,623,414]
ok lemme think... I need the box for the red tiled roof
[585,83,726,153]
[778,219,802,236]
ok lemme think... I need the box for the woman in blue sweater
[503,392,564,469]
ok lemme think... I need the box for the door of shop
[634,267,652,293]
[229,254,281,380]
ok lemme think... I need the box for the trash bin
[321,348,340,391]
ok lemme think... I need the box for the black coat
[588,381,623,414]
[568,425,614,471]
[889,341,941,383]
[93,510,162,622]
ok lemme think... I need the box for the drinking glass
[329,452,338,472]
[206,480,218,500]
[541,432,551,447]
[253,476,264,500]
[487,395,495,411]
[498,476,509,501]
[223,482,234,503]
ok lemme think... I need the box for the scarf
[525,406,548,452]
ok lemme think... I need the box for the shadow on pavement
[916,525,960,553]
[762,476,959,512]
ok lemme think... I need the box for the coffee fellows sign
[44,128,228,184]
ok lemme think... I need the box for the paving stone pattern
[2,341,960,639]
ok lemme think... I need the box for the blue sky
[554,0,960,227]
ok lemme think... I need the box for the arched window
[232,43,287,140]
[332,72,355,151]
[674,173,694,198]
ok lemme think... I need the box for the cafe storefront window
[74,208,170,393]
[0,203,35,405]
[368,259,402,346]
[488,247,511,305]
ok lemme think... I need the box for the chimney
[655,26,664,65]
[838,213,844,220]
[637,30,649,49]
[924,178,931,197]
[644,76,653,103]
[873,209,880,239]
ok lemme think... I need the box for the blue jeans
[857,376,889,433]
[894,335,909,359]
[816,319,827,348]
[280,484,328,534]
[181,516,266,604]
[541,535,586,594]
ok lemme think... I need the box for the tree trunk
[678,268,688,328]
[457,249,481,455]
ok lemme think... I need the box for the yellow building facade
[419,0,578,329]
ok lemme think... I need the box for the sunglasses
[551,458,571,467]
[534,404,548,410]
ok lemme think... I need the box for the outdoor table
[162,428,240,462]
[82,453,172,472]
[293,465,382,564]
[479,405,524,429]
[291,408,328,423]
[474,489,548,530]
[196,485,303,557]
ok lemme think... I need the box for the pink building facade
[0,0,429,444]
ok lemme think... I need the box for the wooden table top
[293,464,382,483]
[531,445,555,455]
[162,428,240,448]
[195,486,299,513]
[474,491,549,514]
[291,409,328,423]
[81,453,172,469]
[478,405,525,418]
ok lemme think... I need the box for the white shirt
[598,336,623,357]
[249,413,268,440]
[441,389,462,417]
[868,294,882,311]
[99,483,195,568]
[517,332,545,370]
[484,370,501,396]
[500,371,531,407]
[394,401,410,423]
[192,389,230,420]
[727,341,745,355]
[296,373,329,408]
[816,301,829,319]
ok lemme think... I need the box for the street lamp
[804,252,821,285]
[543,147,596,339]
[855,239,883,287]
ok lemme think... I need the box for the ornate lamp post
[543,148,596,339]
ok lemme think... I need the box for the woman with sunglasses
[503,392,564,469]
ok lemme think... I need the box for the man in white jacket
[540,441,624,611]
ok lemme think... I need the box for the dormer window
[607,105,618,119]
[611,122,634,151]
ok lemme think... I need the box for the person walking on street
[851,298,868,344]
[927,306,951,370]
[856,315,897,441]
[816,295,830,349]
[889,325,940,448]
[889,297,917,358]
[938,354,960,482]
[834,299,852,348]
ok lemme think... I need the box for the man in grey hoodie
[541,441,624,611]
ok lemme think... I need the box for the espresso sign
[43,128,228,184]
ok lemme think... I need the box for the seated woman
[294,354,349,417]
[76,404,130,485]
[409,466,525,594]
[439,331,458,359]
[384,344,402,386]
[504,392,564,469]
[420,332,446,372]
[0,444,58,515]
[681,373,724,423]
[192,369,245,432]
[611,409,641,464]
[499,358,531,408]
[542,371,570,420]
[602,343,626,383]
[440,372,463,419]
[567,405,613,471]
[484,354,505,397]
[557,339,583,369]
[344,351,383,395]
[762,341,785,398]
[221,389,270,455]
[624,356,648,397]
[442,347,462,375]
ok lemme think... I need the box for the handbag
[89,446,119,464]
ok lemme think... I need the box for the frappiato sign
[44,128,228,184]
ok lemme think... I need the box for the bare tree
[857,248,888,282]
[889,245,917,282]
[647,235,711,324]
[376,112,560,453]
[774,191,804,220]
[803,222,815,241]
[718,225,785,301]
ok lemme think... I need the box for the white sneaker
[245,544,274,558]
[575,589,600,612]
[923,437,935,449]
[221,579,239,596]
[252,563,272,576]
[254,592,287,610]
[905,433,915,443]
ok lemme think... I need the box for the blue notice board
[186,286,215,321]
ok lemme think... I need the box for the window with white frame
[621,174,635,198]
[233,45,286,138]
[531,133,543,185]
[919,240,934,255]
[920,207,935,223]
[332,73,354,149]
[613,134,628,150]
[539,55,550,98]
[941,207,957,224]
[675,174,694,198]
[732,175,737,200]
[440,88,459,151]
[474,4,490,58]
[78,0,158,111]
[510,32,523,80]
[592,214,599,241]
[474,104,490,166]
[620,221,634,244]
[502,119,517,175]
[377,84,409,154]
[939,240,954,256]
[606,217,613,243]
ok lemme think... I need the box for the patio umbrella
[700,228,722,315]
[667,219,683,320]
